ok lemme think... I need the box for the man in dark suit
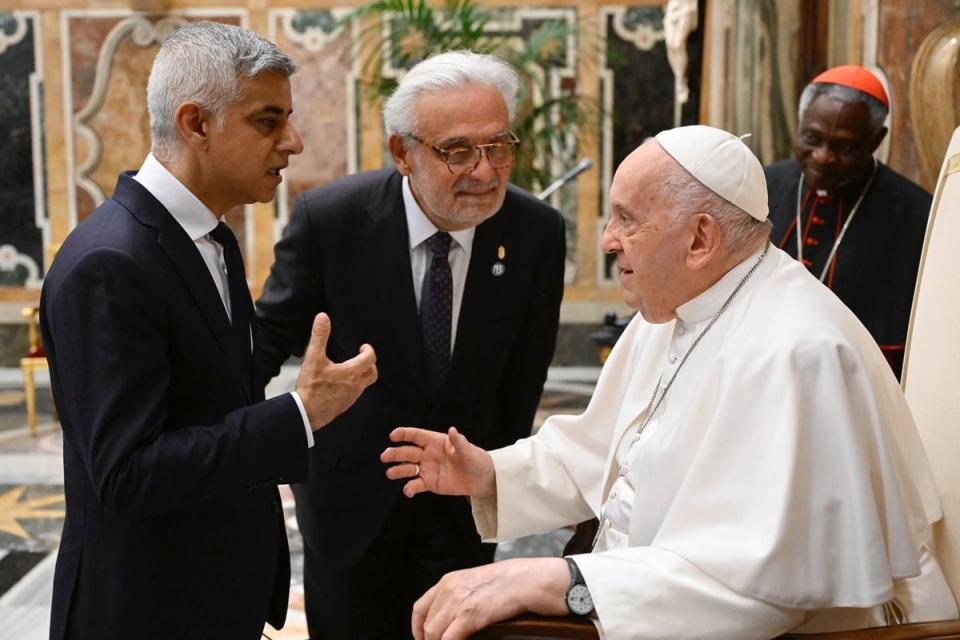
[256,50,566,638]
[40,22,377,639]
[765,64,932,378]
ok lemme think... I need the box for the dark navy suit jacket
[256,168,565,576]
[41,173,309,639]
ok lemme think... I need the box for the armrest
[471,613,598,639]
[470,616,960,640]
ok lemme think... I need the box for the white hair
[382,50,519,137]
[645,140,771,253]
[798,82,888,131]
[147,21,297,162]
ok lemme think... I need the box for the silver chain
[794,158,878,283]
[633,242,771,438]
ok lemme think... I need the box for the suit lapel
[113,173,252,402]
[450,212,504,375]
[364,174,430,400]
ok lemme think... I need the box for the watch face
[566,583,594,616]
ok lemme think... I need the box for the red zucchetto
[811,65,889,107]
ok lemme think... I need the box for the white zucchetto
[655,125,769,222]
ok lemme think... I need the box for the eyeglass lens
[446,143,516,171]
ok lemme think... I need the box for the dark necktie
[209,222,253,382]
[420,231,453,394]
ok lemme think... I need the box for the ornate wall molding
[61,9,246,229]
[0,11,46,284]
[0,12,29,55]
[0,245,41,287]
[72,14,191,209]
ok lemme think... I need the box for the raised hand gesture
[295,313,378,431]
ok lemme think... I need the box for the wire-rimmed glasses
[408,132,520,174]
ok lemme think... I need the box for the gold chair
[20,305,47,436]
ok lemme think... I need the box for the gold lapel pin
[492,244,507,276]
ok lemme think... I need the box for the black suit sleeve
[43,248,308,518]
[497,211,566,445]
[256,194,326,381]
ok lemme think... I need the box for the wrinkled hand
[295,313,377,431]
[411,558,570,640]
[381,426,495,499]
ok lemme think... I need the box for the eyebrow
[251,105,291,117]
[435,130,512,148]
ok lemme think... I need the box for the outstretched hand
[381,426,496,499]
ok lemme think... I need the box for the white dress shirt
[134,154,314,447]
[402,176,476,353]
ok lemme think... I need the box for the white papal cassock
[472,245,958,640]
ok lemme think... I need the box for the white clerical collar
[133,153,220,241]
[676,243,770,326]
[402,176,475,251]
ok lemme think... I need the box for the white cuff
[289,391,315,448]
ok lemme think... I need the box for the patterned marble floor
[0,366,595,640]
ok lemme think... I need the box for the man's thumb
[305,313,331,362]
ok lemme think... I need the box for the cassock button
[668,353,678,364]
[609,489,618,500]
[804,237,819,247]
[618,463,629,476]
[811,215,825,225]
[631,431,641,443]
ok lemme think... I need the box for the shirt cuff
[289,391,315,448]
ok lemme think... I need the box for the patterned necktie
[420,231,453,394]
[209,222,253,382]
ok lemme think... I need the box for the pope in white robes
[381,125,958,640]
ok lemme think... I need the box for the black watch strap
[565,557,585,587]
[564,557,594,616]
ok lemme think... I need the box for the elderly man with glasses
[256,50,566,639]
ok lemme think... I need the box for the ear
[174,102,211,152]
[867,125,888,154]
[389,134,413,176]
[686,213,722,271]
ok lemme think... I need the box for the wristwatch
[564,557,594,616]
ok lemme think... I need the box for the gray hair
[147,21,297,162]
[798,82,888,131]
[645,140,772,253]
[382,50,519,137]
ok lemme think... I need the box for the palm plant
[342,0,595,193]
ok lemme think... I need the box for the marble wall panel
[63,12,251,262]
[485,8,581,275]
[0,12,44,287]
[877,0,957,191]
[270,9,355,228]
[598,4,704,280]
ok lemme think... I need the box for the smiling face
[390,83,512,231]
[601,143,698,323]
[794,93,885,193]
[199,71,303,214]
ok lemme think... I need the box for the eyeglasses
[408,132,520,174]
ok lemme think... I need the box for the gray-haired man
[42,21,377,639]
[256,49,566,638]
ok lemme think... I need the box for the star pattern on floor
[0,486,64,540]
